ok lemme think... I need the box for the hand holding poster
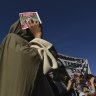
[19,12,42,30]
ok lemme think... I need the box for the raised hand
[26,19,42,38]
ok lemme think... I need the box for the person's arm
[90,77,95,93]
[66,79,72,91]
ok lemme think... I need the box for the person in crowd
[94,76,96,91]
[48,66,76,96]
[85,74,96,96]
[0,18,58,96]
[77,74,96,96]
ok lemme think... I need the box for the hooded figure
[0,20,55,96]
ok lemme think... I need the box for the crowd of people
[46,65,96,96]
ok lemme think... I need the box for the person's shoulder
[7,33,28,44]
[5,33,19,40]
[7,33,21,40]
